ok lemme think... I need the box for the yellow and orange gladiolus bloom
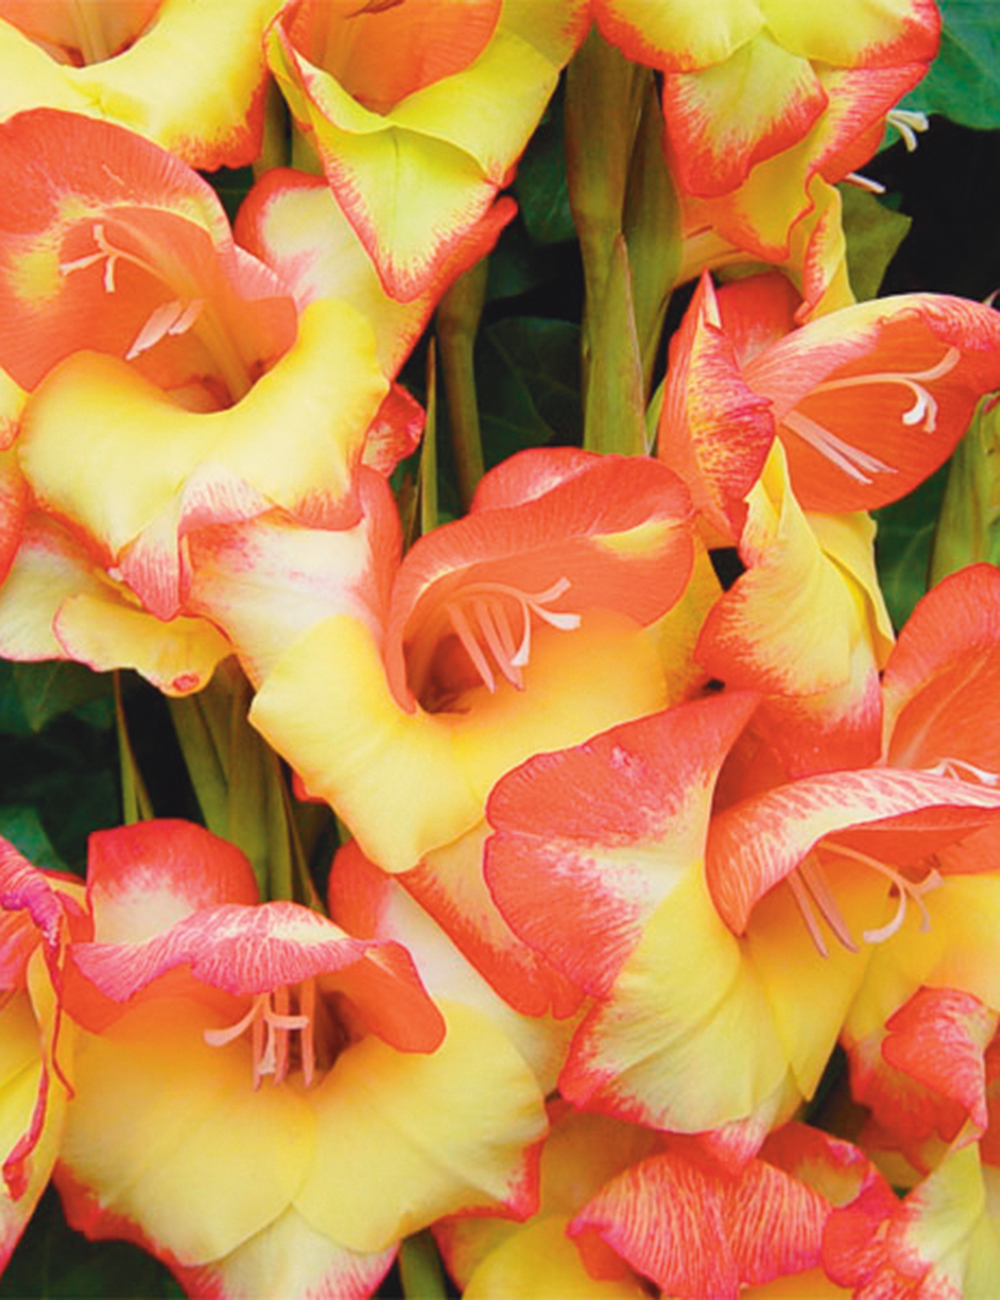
[0,109,388,694]
[57,820,548,1298]
[0,0,281,169]
[266,0,588,300]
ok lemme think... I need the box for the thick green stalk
[436,259,487,508]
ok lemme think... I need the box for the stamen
[844,173,887,195]
[782,410,896,484]
[203,984,315,1090]
[798,856,859,953]
[827,843,942,946]
[786,869,830,959]
[887,108,930,153]
[923,757,1000,787]
[59,220,253,401]
[811,347,961,435]
[444,577,580,693]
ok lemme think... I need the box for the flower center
[787,844,943,958]
[204,981,317,1090]
[886,108,930,154]
[59,218,256,404]
[781,347,961,484]
[444,576,581,694]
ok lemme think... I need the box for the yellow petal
[296,1001,547,1252]
[59,999,314,1263]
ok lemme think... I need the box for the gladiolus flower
[0,0,281,169]
[592,0,939,297]
[485,687,1000,1158]
[249,448,697,876]
[57,820,548,1298]
[265,0,588,300]
[0,109,388,693]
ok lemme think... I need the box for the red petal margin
[485,692,759,998]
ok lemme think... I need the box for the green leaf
[0,660,112,735]
[0,805,66,870]
[874,465,949,631]
[513,93,575,246]
[902,0,1000,128]
[476,317,582,464]
[840,185,912,302]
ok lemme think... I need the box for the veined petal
[485,693,758,999]
[570,1144,829,1299]
[295,1000,547,1252]
[70,901,443,1050]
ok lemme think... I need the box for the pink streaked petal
[883,988,998,1141]
[657,274,775,541]
[570,1144,828,1299]
[70,900,442,1046]
[485,693,758,998]
[86,821,259,945]
[707,768,1000,935]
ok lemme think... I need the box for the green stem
[113,673,153,824]
[399,1232,447,1300]
[436,259,487,508]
